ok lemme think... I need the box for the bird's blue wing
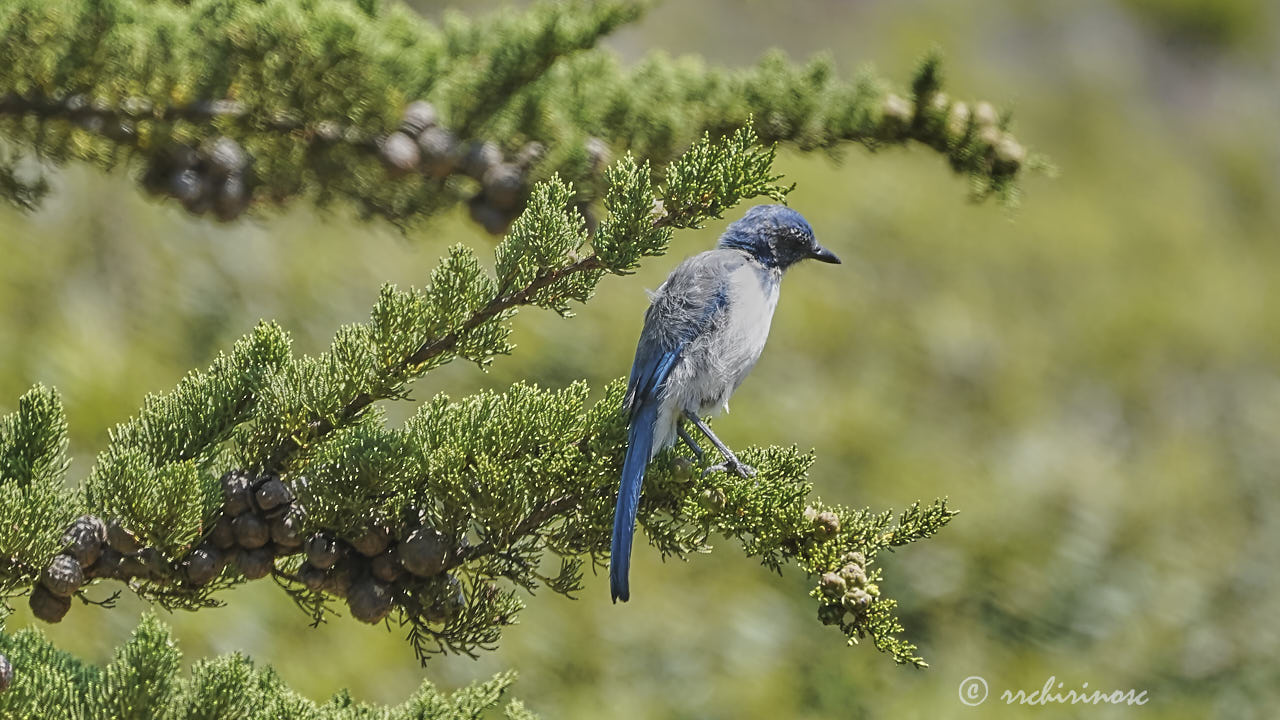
[610,399,658,602]
[623,342,682,417]
[612,338,682,602]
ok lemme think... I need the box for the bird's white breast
[709,263,780,411]
[651,261,781,454]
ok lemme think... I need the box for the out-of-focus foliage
[0,0,1034,229]
[1,0,1278,719]
[0,614,534,720]
[1120,0,1271,49]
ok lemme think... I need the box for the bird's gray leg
[677,423,705,461]
[682,410,755,478]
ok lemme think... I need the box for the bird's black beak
[810,244,841,264]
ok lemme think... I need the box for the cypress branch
[84,322,291,555]
[1,127,955,668]
[0,2,1028,709]
[0,386,77,603]
[257,124,780,475]
[0,0,1040,224]
[0,614,533,719]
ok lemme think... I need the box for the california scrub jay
[610,204,840,602]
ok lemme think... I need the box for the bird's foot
[703,457,756,479]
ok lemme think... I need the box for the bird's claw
[702,458,756,479]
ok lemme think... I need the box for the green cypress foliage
[0,0,1038,226]
[1,122,952,674]
[85,324,292,557]
[0,0,1040,713]
[95,616,181,720]
[0,614,532,719]
[0,386,76,602]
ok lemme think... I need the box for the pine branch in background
[0,614,536,719]
[0,0,1041,227]
[0,147,49,211]
[0,126,953,670]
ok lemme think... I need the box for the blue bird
[610,204,840,602]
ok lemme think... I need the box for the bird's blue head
[716,204,841,270]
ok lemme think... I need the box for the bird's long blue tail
[611,402,658,603]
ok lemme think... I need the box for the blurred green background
[2,0,1278,717]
